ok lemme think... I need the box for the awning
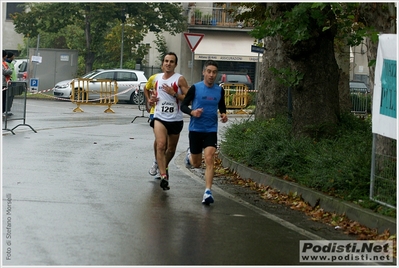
[194,33,262,62]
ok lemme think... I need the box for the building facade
[2,2,25,56]
[350,44,370,85]
[177,2,260,86]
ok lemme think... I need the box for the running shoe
[148,161,158,176]
[185,148,193,169]
[202,189,214,204]
[160,175,170,190]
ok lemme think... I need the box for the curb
[219,151,396,234]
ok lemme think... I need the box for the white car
[15,59,28,81]
[53,69,147,104]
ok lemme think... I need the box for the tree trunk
[255,35,288,120]
[335,44,352,113]
[256,4,340,138]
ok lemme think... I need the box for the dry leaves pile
[211,153,397,259]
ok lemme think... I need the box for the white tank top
[153,73,183,122]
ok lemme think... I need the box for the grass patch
[221,113,396,218]
[25,92,55,100]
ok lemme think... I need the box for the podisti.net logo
[299,240,394,263]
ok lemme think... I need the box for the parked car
[53,69,147,104]
[216,71,253,90]
[349,81,369,93]
[16,59,28,81]
[14,58,28,74]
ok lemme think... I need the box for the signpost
[183,32,204,84]
[251,45,265,54]
[30,78,39,91]
[251,43,265,93]
[32,34,41,91]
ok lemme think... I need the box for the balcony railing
[188,7,248,28]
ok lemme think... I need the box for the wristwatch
[173,93,178,98]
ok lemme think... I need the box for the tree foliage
[11,3,186,73]
[153,33,169,66]
[224,3,379,47]
[220,3,395,137]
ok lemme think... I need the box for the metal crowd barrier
[350,90,368,116]
[221,83,249,114]
[71,78,118,113]
[131,82,150,123]
[2,81,36,135]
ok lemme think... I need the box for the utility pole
[120,9,126,69]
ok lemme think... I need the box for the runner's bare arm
[176,76,189,101]
[143,85,152,105]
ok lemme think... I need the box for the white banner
[372,34,397,139]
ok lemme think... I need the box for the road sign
[30,78,39,91]
[31,55,42,63]
[251,45,265,54]
[184,33,205,52]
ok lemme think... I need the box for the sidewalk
[218,152,396,234]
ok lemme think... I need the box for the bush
[220,113,393,215]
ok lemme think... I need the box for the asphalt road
[1,98,383,266]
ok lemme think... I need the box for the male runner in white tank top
[150,52,190,190]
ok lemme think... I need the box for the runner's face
[203,65,218,87]
[162,55,177,73]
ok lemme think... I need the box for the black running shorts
[188,131,217,154]
[154,118,184,135]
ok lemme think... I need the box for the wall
[142,31,183,74]
[27,48,79,91]
[2,3,24,54]
[350,43,370,85]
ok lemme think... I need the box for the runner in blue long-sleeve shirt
[181,60,228,204]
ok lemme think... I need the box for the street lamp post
[120,9,126,69]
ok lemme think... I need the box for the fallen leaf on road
[212,152,397,259]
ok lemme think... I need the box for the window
[227,74,248,83]
[95,72,115,80]
[116,71,137,82]
[6,3,25,20]
[18,61,27,72]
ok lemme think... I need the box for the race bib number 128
[161,101,176,113]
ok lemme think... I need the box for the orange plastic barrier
[71,78,118,113]
[222,83,249,113]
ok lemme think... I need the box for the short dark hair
[163,52,178,65]
[6,52,14,58]
[203,60,218,70]
[3,50,6,58]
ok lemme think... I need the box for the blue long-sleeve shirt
[181,81,226,132]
